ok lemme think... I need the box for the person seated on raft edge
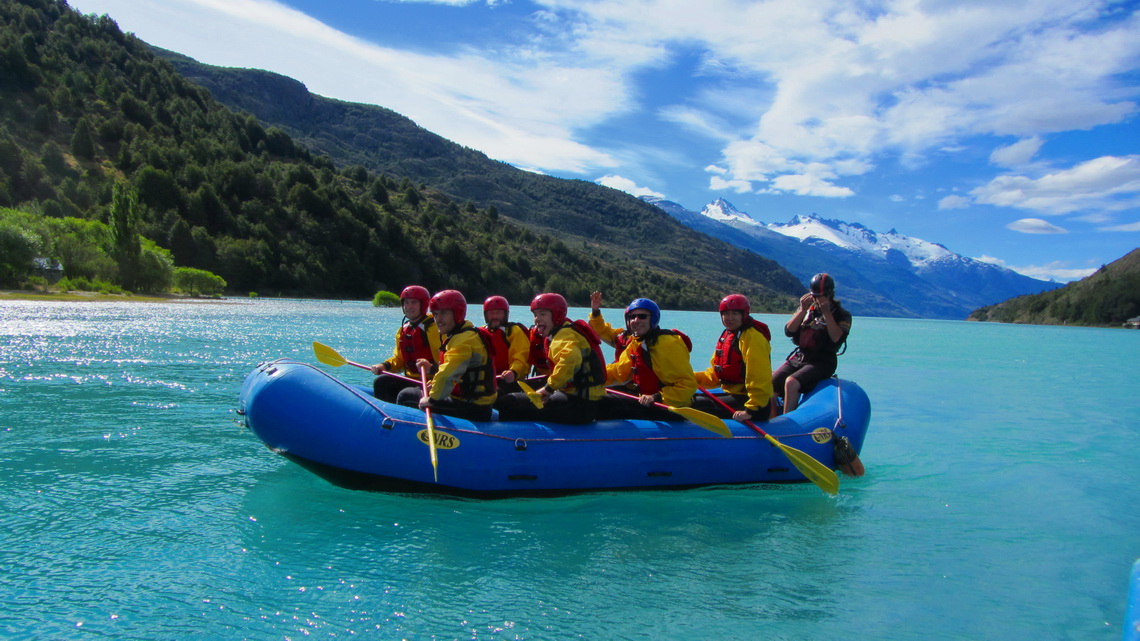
[395,289,498,422]
[595,298,698,422]
[481,295,531,396]
[691,294,774,422]
[371,285,441,403]
[771,273,852,417]
[495,293,607,425]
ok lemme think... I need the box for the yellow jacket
[605,332,697,407]
[430,321,496,406]
[587,310,628,349]
[383,315,442,377]
[695,327,773,412]
[545,323,607,401]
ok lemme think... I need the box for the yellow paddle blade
[667,406,732,438]
[516,380,545,409]
[764,434,839,495]
[312,341,347,367]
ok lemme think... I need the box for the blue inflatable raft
[237,359,871,497]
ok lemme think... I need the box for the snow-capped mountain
[766,214,954,267]
[644,196,1061,319]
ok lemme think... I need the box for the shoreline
[0,290,229,303]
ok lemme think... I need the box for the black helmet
[810,273,835,297]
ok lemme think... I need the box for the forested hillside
[967,248,1140,326]
[154,48,804,306]
[0,0,802,310]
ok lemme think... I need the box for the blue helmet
[625,298,660,328]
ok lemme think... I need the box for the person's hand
[799,293,815,311]
[590,291,603,312]
[733,409,753,422]
[417,396,431,410]
[639,394,657,406]
[538,386,553,404]
[370,363,387,375]
[499,370,517,384]
[415,358,432,373]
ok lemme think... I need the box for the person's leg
[429,398,492,422]
[782,376,802,413]
[495,391,543,422]
[596,394,677,421]
[689,392,741,418]
[375,375,414,402]
[395,385,422,408]
[770,361,797,417]
[782,363,831,414]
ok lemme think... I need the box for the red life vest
[629,329,691,395]
[398,316,436,373]
[486,322,526,373]
[545,320,607,396]
[527,325,551,375]
[713,319,770,384]
[613,330,632,359]
[440,326,498,399]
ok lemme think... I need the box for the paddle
[515,379,545,409]
[312,341,420,383]
[313,341,370,370]
[419,367,439,483]
[698,387,838,495]
[605,389,732,438]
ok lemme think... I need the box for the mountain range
[647,197,1062,319]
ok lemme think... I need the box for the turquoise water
[2,298,1138,640]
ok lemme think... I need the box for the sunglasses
[627,313,651,320]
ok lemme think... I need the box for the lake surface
[2,298,1138,640]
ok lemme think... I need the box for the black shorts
[771,358,834,398]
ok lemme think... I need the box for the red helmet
[400,285,430,307]
[483,295,510,315]
[429,289,467,324]
[719,294,750,315]
[530,293,568,326]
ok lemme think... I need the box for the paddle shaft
[697,387,773,437]
[420,367,439,482]
[606,388,684,412]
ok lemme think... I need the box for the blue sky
[68,0,1140,282]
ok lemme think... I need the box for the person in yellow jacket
[371,285,443,402]
[693,294,773,421]
[397,290,497,422]
[597,298,698,421]
[481,295,531,394]
[496,293,607,424]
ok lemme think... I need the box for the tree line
[0,0,799,311]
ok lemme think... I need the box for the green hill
[967,248,1140,326]
[0,0,802,310]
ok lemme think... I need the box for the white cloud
[1099,221,1140,232]
[708,175,753,193]
[595,175,664,198]
[70,0,1140,204]
[990,137,1044,168]
[971,155,1140,215]
[938,195,971,210]
[889,194,904,202]
[976,255,1095,282]
[1006,218,1068,234]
